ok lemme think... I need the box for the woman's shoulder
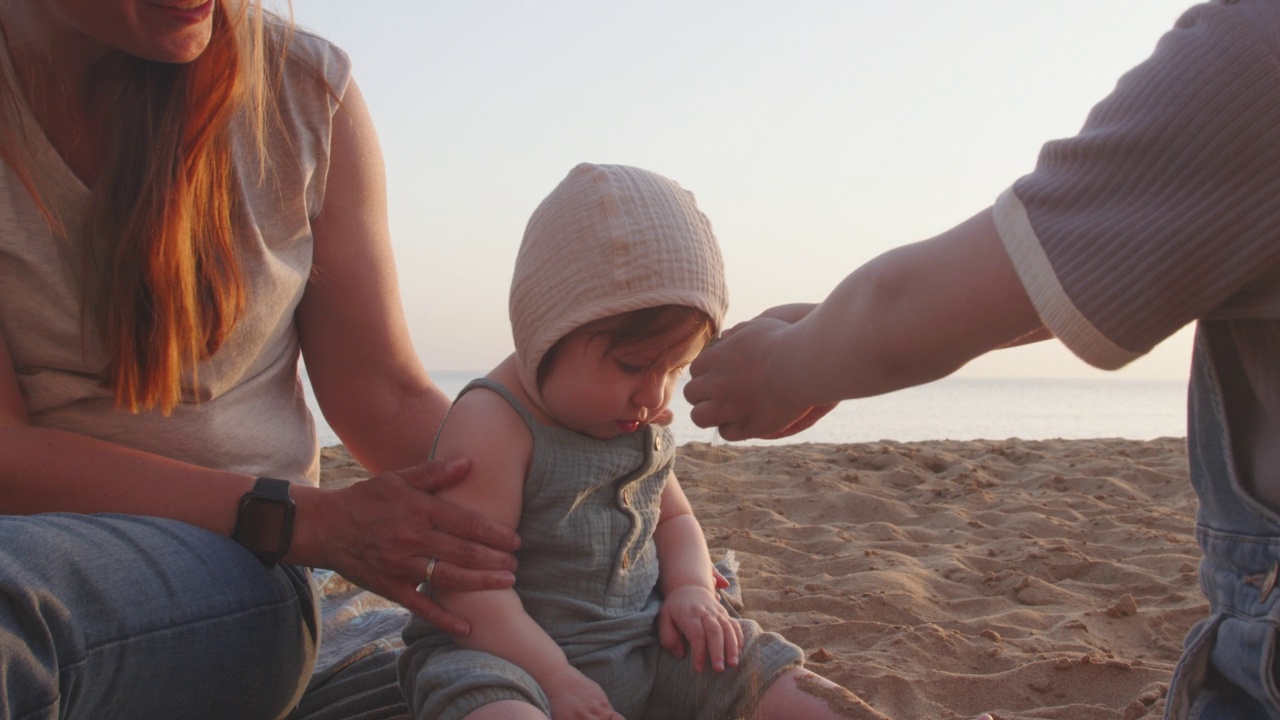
[257,20,352,112]
[248,20,355,208]
[276,22,353,92]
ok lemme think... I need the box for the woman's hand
[542,664,623,720]
[291,458,520,635]
[657,585,744,673]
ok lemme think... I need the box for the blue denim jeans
[0,512,319,720]
[1167,326,1280,720]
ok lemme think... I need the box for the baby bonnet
[509,162,728,402]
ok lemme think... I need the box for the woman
[0,1,518,717]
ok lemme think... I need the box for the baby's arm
[427,388,618,718]
[653,472,744,672]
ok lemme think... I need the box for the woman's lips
[152,0,214,24]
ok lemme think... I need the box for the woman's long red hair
[1,1,288,414]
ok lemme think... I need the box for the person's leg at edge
[0,512,317,720]
[750,667,890,720]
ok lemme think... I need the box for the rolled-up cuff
[993,187,1143,370]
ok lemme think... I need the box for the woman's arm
[295,78,445,476]
[0,329,514,634]
[284,77,520,629]
[0,331,258,525]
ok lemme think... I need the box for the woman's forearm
[0,423,253,533]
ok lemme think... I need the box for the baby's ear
[651,408,675,426]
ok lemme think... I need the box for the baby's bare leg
[752,668,890,720]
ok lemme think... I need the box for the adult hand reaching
[292,458,521,636]
[685,304,837,441]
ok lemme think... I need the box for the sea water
[307,371,1187,448]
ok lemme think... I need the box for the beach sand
[320,436,1201,720]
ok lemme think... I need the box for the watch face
[238,497,289,554]
[234,479,296,567]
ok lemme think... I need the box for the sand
[320,436,1201,720]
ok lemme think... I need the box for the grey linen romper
[399,379,803,720]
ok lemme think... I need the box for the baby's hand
[542,664,622,720]
[658,585,744,672]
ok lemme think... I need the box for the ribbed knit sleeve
[994,0,1280,370]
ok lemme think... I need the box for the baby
[398,163,882,720]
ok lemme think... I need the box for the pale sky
[290,0,1201,381]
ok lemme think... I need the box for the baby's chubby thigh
[641,616,806,719]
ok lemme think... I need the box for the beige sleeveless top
[0,28,352,484]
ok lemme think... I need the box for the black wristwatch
[232,477,296,569]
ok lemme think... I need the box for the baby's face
[540,323,706,440]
